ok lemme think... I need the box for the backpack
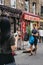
[24,33,29,41]
[29,35,35,44]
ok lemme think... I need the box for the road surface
[15,43,43,65]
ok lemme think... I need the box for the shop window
[25,0,29,12]
[41,6,43,16]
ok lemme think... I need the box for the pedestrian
[0,14,16,65]
[17,27,21,50]
[14,28,19,50]
[29,24,39,56]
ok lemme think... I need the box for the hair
[33,24,36,29]
[1,17,10,33]
[0,16,11,44]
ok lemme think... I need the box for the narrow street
[15,43,43,65]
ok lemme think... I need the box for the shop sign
[24,14,40,21]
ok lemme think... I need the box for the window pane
[2,0,4,5]
[11,0,16,8]
[32,2,36,14]
[25,1,29,12]
[0,0,1,4]
[41,6,43,16]
[0,0,4,5]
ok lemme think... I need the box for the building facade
[0,0,43,17]
[0,0,43,42]
[16,0,43,16]
[0,0,43,31]
[0,0,10,6]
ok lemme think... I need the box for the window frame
[25,0,29,12]
[0,0,5,5]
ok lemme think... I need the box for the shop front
[20,12,40,40]
[0,5,22,33]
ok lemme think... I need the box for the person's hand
[11,45,16,51]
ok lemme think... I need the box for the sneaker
[29,53,33,56]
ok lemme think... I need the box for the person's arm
[32,33,38,36]
[10,36,16,52]
[32,30,34,35]
[32,30,38,36]
[11,45,16,52]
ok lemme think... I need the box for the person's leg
[34,44,37,54]
[34,41,37,55]
[29,44,33,55]
[34,39,37,54]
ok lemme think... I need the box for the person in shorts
[29,24,38,56]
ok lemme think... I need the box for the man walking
[29,24,39,55]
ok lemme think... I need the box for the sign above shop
[22,12,40,21]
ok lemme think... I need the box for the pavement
[14,43,43,65]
